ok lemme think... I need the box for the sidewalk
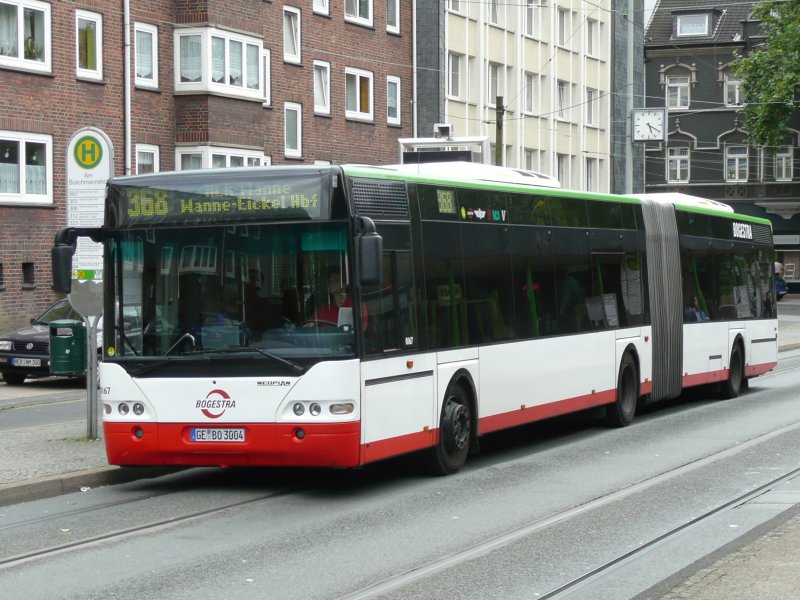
[2,301,800,599]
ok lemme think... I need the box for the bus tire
[605,353,638,428]
[721,342,744,399]
[429,383,472,476]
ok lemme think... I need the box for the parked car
[776,275,788,301]
[0,299,83,385]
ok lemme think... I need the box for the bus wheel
[721,343,744,399]
[430,384,472,475]
[605,353,638,428]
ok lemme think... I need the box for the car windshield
[34,301,80,325]
[108,221,358,364]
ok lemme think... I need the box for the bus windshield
[108,221,357,365]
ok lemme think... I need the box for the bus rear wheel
[605,353,638,427]
[430,383,472,475]
[720,342,744,399]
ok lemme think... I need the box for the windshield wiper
[128,354,212,376]
[214,346,305,374]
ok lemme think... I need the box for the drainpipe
[412,0,418,138]
[123,0,132,175]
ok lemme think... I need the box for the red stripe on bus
[104,422,361,468]
[361,429,436,464]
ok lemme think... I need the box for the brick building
[0,0,413,330]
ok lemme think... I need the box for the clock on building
[632,108,668,142]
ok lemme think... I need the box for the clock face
[633,110,666,141]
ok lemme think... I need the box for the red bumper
[103,421,362,468]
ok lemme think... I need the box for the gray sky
[644,0,657,29]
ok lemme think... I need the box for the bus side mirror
[357,218,383,286]
[52,229,78,294]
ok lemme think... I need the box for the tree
[733,0,800,147]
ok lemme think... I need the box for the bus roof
[631,193,734,213]
[342,162,561,189]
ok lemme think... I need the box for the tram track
[340,419,800,600]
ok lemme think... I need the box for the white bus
[51,162,778,474]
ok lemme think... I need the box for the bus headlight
[293,402,305,416]
[133,403,145,416]
[118,403,130,415]
[309,403,322,416]
[330,403,355,415]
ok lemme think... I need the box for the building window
[387,0,399,34]
[524,72,535,114]
[557,80,568,119]
[0,131,51,205]
[676,14,708,37]
[21,261,34,288]
[135,144,159,174]
[387,75,400,125]
[0,0,50,73]
[175,28,263,101]
[666,75,690,109]
[724,74,742,107]
[557,9,569,47]
[725,146,748,182]
[285,102,302,158]
[489,0,501,26]
[76,10,101,80]
[667,146,690,182]
[313,60,330,115]
[134,22,158,89]
[313,0,329,16]
[488,62,502,106]
[586,18,597,56]
[585,88,597,126]
[524,0,536,37]
[447,0,462,14]
[557,153,568,185]
[176,146,266,170]
[345,0,372,27]
[345,67,373,121]
[585,157,596,191]
[448,52,462,98]
[283,6,300,64]
[775,146,793,181]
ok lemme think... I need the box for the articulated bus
[51,162,778,474]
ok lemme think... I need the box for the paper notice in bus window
[437,189,456,214]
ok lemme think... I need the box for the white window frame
[676,14,708,37]
[775,146,793,181]
[174,27,264,101]
[387,75,401,125]
[75,9,102,81]
[447,0,462,15]
[0,0,51,73]
[313,60,330,115]
[0,130,52,205]
[345,0,372,27]
[524,0,536,37]
[586,18,597,57]
[345,67,374,122]
[585,88,598,126]
[724,74,742,107]
[313,0,329,16]
[489,0,502,26]
[283,6,301,65]
[448,52,462,99]
[585,157,596,191]
[488,62,502,107]
[557,8,569,48]
[667,146,690,183]
[176,146,267,170]
[135,144,160,174]
[557,80,568,120]
[725,145,748,182]
[134,22,158,89]
[285,102,302,159]
[666,75,690,109]
[523,71,535,114]
[556,153,568,185]
[386,0,399,34]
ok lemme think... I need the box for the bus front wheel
[605,353,638,428]
[430,383,472,475]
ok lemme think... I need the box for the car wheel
[2,372,26,385]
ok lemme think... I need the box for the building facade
[0,0,414,330]
[415,0,645,195]
[644,0,800,283]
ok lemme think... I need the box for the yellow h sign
[74,135,103,169]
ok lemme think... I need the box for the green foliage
[733,1,800,147]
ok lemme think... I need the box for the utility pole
[625,0,634,193]
[495,96,504,166]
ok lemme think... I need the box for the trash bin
[49,319,87,376]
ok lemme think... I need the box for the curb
[0,466,183,508]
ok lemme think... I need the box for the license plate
[12,358,41,367]
[191,428,245,442]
